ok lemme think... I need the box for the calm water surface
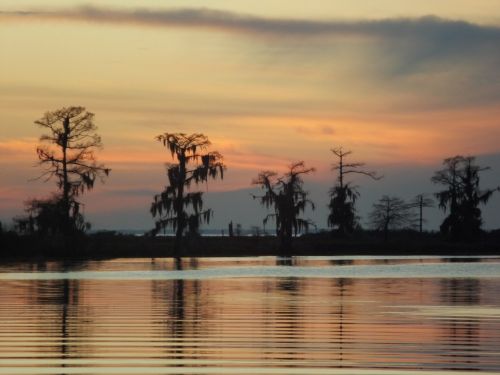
[0,256,500,375]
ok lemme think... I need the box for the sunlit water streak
[1,256,500,374]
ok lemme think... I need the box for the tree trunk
[174,153,187,256]
[419,196,423,234]
[62,116,71,235]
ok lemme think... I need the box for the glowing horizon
[1,2,500,229]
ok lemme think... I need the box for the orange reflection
[0,257,498,373]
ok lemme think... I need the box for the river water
[0,256,499,374]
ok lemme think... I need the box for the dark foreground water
[0,256,499,375]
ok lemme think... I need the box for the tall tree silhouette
[150,133,225,253]
[253,161,315,252]
[431,156,462,239]
[432,155,497,240]
[368,196,415,241]
[328,147,381,236]
[34,106,110,235]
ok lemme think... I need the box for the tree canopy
[368,196,415,241]
[253,161,315,252]
[328,147,381,236]
[34,106,109,235]
[151,133,225,253]
[432,155,497,240]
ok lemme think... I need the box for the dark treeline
[1,106,500,258]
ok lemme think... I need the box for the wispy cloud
[1,5,499,41]
[295,124,335,137]
[2,6,500,110]
[0,139,37,162]
[101,188,157,197]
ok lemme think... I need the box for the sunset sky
[1,1,500,231]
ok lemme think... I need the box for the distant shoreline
[1,231,500,262]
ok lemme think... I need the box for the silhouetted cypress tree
[328,147,381,236]
[151,133,225,254]
[34,106,110,235]
[432,155,497,241]
[253,161,315,252]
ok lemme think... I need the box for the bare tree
[253,161,315,252]
[368,196,415,241]
[432,155,497,240]
[410,194,434,233]
[150,133,225,253]
[328,147,381,235]
[34,106,110,235]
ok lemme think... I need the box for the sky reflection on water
[0,256,499,374]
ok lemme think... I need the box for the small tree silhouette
[368,196,415,241]
[16,195,89,237]
[328,147,381,236]
[432,155,497,240]
[150,133,225,253]
[34,106,110,235]
[409,194,434,233]
[235,223,242,237]
[252,161,315,252]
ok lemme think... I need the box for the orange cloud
[0,138,37,162]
